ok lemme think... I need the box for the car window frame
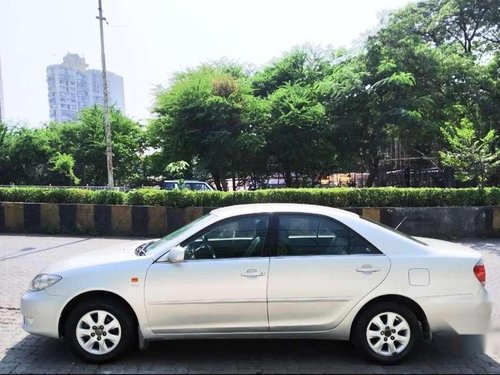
[270,212,384,258]
[178,213,273,261]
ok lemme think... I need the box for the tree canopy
[0,106,144,186]
[2,0,499,189]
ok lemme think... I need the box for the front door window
[182,215,270,260]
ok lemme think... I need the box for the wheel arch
[58,290,139,339]
[350,294,431,341]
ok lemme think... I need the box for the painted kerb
[0,202,499,238]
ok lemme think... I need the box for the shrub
[0,188,125,205]
[0,187,498,207]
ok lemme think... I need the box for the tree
[150,63,269,190]
[320,0,500,186]
[48,153,80,185]
[57,106,145,185]
[0,110,144,186]
[319,46,430,186]
[435,0,500,54]
[0,122,10,183]
[165,160,190,187]
[384,0,500,55]
[1,126,55,185]
[3,0,500,188]
[252,45,332,97]
[439,118,500,187]
[0,123,6,147]
[249,46,341,186]
[267,83,335,187]
[231,95,272,188]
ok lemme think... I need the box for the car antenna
[395,216,407,230]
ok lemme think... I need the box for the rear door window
[277,214,380,256]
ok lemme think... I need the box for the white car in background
[162,180,214,191]
[21,204,491,364]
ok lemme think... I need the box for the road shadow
[0,233,152,241]
[0,238,92,262]
[0,235,151,262]
[1,333,498,373]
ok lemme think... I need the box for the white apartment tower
[47,53,125,122]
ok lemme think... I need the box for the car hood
[41,239,152,274]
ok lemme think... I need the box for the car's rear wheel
[352,302,420,364]
[64,298,135,363]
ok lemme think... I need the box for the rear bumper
[417,288,493,335]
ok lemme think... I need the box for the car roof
[210,203,359,219]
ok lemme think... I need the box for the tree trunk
[365,171,376,188]
[284,169,293,188]
[365,158,380,188]
[212,171,223,191]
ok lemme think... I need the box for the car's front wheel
[64,298,136,362]
[352,302,420,364]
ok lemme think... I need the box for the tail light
[473,260,486,286]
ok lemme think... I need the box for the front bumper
[21,290,65,339]
[418,288,493,335]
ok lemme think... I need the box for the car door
[267,213,390,332]
[145,214,271,334]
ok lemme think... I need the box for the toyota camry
[21,203,492,364]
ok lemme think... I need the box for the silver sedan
[21,203,492,364]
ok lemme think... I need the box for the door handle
[241,269,266,277]
[356,266,381,273]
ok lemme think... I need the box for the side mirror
[166,246,185,263]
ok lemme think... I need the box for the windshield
[142,213,213,254]
[361,217,428,246]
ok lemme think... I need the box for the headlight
[29,274,62,292]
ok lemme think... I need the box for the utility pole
[97,0,114,188]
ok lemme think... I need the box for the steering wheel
[188,235,216,260]
[202,235,216,259]
[184,246,196,260]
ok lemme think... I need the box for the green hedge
[0,188,124,205]
[1,187,499,207]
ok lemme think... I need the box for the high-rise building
[47,53,125,122]
[0,58,5,123]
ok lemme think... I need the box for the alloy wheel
[365,311,411,356]
[75,310,122,355]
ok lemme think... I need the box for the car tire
[64,297,136,363]
[352,302,420,365]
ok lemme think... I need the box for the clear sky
[0,0,413,126]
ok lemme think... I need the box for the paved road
[0,234,499,374]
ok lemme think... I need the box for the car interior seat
[242,219,268,257]
[326,233,349,255]
[276,226,290,256]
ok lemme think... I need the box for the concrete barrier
[0,202,498,238]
